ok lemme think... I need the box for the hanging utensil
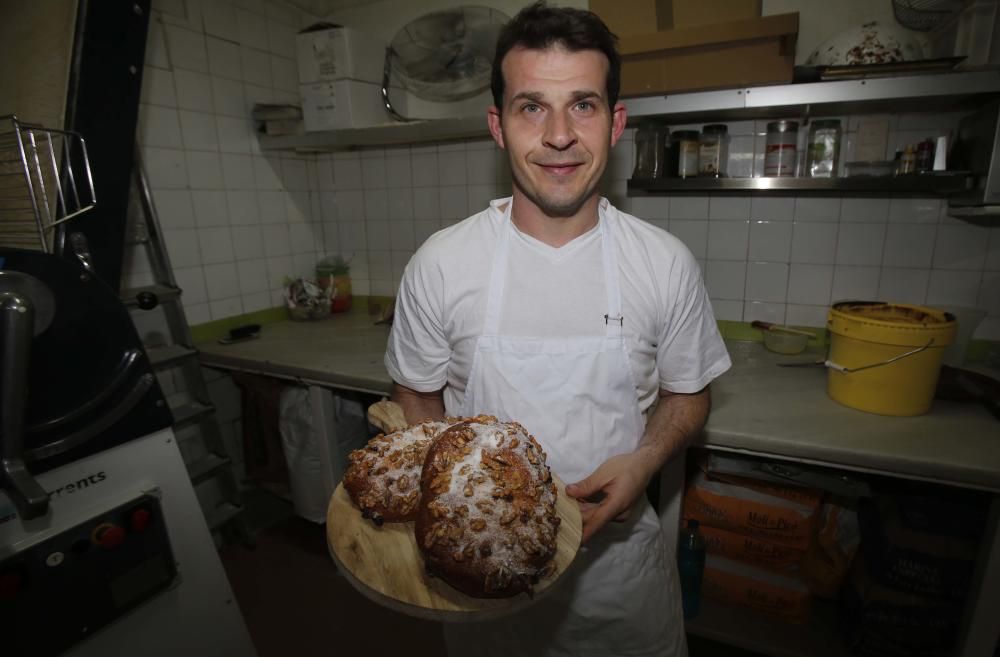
[750,320,815,337]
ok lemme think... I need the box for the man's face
[487,46,626,218]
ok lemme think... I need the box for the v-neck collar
[491,197,604,262]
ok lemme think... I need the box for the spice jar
[899,144,917,175]
[764,120,798,177]
[671,130,700,178]
[698,124,729,177]
[633,124,669,179]
[916,139,934,172]
[806,119,842,178]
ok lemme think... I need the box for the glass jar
[698,124,729,178]
[806,119,842,178]
[764,120,798,177]
[633,124,669,179]
[671,130,700,178]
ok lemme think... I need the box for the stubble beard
[509,165,604,219]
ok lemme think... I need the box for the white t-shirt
[385,197,731,416]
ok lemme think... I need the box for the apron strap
[600,207,624,339]
[483,202,513,336]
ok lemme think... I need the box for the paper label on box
[301,82,341,131]
[308,30,344,79]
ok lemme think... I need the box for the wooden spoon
[751,320,815,338]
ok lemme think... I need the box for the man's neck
[508,191,601,248]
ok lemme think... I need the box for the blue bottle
[677,519,706,620]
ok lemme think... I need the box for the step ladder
[121,149,251,547]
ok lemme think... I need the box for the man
[385,3,731,655]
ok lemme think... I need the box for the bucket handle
[826,339,935,374]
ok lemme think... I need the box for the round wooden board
[326,475,582,622]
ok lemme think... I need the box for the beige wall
[0,1,78,129]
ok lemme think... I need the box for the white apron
[444,201,687,657]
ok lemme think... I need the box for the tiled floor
[220,488,762,657]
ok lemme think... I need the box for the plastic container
[677,518,706,619]
[916,139,935,172]
[764,120,798,177]
[672,130,700,178]
[633,124,669,178]
[287,303,331,321]
[763,330,808,355]
[806,119,842,178]
[826,302,956,416]
[899,145,917,174]
[698,124,729,178]
[316,256,352,313]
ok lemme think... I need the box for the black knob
[136,291,158,310]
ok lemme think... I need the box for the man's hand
[567,386,712,544]
[566,452,657,544]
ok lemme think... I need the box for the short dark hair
[490,2,621,111]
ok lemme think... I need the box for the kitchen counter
[198,312,1000,657]
[197,311,395,395]
[705,340,1000,492]
[196,311,1000,492]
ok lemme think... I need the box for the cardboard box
[670,0,760,29]
[589,0,760,34]
[297,23,386,84]
[300,80,403,132]
[618,13,798,97]
[590,0,659,36]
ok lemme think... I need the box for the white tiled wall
[130,0,323,327]
[632,117,1000,340]
[131,2,1000,347]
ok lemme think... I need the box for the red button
[0,572,21,599]
[130,508,151,533]
[91,523,126,549]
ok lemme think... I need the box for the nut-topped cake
[343,420,451,524]
[414,416,560,598]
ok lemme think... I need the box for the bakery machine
[0,117,256,656]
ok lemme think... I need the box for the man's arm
[390,382,447,424]
[566,386,711,543]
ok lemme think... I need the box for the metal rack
[629,172,975,195]
[0,115,96,252]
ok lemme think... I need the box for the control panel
[0,494,177,657]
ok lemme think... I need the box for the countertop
[197,312,1000,492]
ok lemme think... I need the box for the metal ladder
[120,149,250,546]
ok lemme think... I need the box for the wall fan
[381,6,509,121]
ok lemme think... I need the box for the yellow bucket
[826,302,956,416]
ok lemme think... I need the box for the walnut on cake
[414,416,560,598]
[343,420,451,524]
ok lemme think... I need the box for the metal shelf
[624,70,1000,124]
[256,71,1000,152]
[628,173,975,195]
[259,116,487,153]
[686,598,851,657]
